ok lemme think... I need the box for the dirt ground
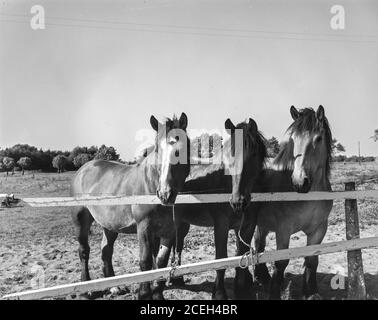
[0,161,378,300]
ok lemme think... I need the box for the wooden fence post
[345,182,366,299]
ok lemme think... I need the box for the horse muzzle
[156,188,178,206]
[229,194,251,213]
[293,177,311,193]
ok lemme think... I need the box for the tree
[70,146,89,159]
[73,153,92,168]
[371,129,378,142]
[52,155,67,173]
[266,137,280,158]
[17,157,32,175]
[332,138,346,154]
[335,143,346,153]
[94,145,120,161]
[87,145,98,156]
[3,157,15,176]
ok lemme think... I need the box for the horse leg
[303,222,328,299]
[72,207,94,281]
[254,226,271,285]
[234,223,254,299]
[152,237,172,300]
[170,222,190,286]
[269,231,290,300]
[101,228,118,277]
[137,219,154,300]
[152,236,161,269]
[101,228,128,295]
[212,217,229,300]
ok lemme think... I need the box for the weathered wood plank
[4,236,378,300]
[21,190,378,207]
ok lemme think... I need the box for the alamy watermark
[30,5,45,30]
[330,265,346,290]
[30,264,46,289]
[330,5,345,30]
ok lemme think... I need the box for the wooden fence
[2,182,378,300]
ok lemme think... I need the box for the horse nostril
[303,177,310,189]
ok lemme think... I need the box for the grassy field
[0,161,378,300]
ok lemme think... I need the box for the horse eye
[175,150,179,157]
[315,136,323,144]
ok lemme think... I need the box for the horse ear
[290,106,300,120]
[150,115,159,132]
[248,118,258,134]
[179,112,188,130]
[317,105,325,122]
[225,118,235,134]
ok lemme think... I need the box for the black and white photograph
[0,0,378,308]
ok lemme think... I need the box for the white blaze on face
[158,128,188,192]
[291,132,311,186]
[159,137,174,191]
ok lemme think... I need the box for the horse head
[288,105,332,193]
[150,112,190,205]
[224,118,267,212]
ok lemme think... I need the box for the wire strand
[1,12,378,39]
[1,17,378,44]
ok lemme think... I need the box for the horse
[172,118,267,299]
[70,113,191,300]
[238,105,333,300]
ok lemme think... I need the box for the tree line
[0,144,120,175]
[0,135,372,175]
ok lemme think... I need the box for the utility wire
[1,15,378,44]
[1,11,378,39]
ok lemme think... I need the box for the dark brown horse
[238,106,333,299]
[172,118,267,299]
[70,113,191,300]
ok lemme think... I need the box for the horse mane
[273,107,333,176]
[272,140,294,171]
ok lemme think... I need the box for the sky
[0,0,377,161]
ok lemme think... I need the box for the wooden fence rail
[4,236,378,300]
[4,189,378,207]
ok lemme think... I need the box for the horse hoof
[152,291,165,300]
[138,290,152,300]
[234,289,250,300]
[268,291,282,300]
[212,290,228,300]
[138,293,152,300]
[109,286,129,296]
[109,287,120,295]
[170,276,186,287]
[307,293,322,300]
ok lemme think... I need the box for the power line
[1,17,378,44]
[1,11,378,40]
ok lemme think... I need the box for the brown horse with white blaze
[70,113,191,300]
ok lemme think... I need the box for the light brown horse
[70,113,191,300]
[238,105,334,299]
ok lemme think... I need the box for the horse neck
[137,151,160,193]
[310,164,331,191]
